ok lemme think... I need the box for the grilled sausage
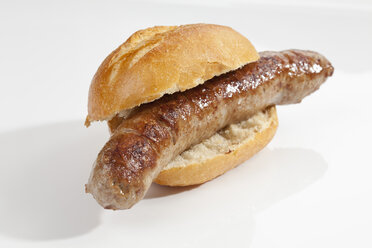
[86,49,334,209]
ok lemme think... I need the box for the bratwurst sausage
[86,49,334,209]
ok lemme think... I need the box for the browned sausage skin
[86,50,334,209]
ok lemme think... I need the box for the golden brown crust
[154,106,278,186]
[86,24,259,125]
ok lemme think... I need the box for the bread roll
[86,24,259,125]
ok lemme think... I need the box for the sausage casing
[86,50,334,209]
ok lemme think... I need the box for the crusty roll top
[86,24,259,125]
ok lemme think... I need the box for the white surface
[0,0,371,247]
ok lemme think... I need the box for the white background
[0,0,371,247]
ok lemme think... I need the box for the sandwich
[85,24,334,209]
